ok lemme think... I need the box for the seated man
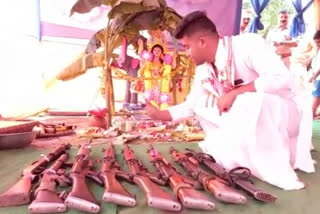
[145,11,314,190]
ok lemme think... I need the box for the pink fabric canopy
[27,0,242,41]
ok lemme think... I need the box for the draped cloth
[169,33,314,190]
[290,0,314,38]
[249,0,271,33]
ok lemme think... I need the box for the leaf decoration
[123,9,163,31]
[103,0,120,7]
[112,0,143,7]
[70,0,104,16]
[157,0,167,7]
[108,3,146,19]
[57,52,105,81]
[85,29,104,54]
[67,0,190,83]
[142,0,160,8]
[162,7,182,34]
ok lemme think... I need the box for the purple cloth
[167,0,242,36]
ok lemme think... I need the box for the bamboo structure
[57,0,195,124]
[315,0,320,30]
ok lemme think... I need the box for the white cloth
[311,51,320,80]
[266,27,291,44]
[266,27,293,68]
[169,33,314,190]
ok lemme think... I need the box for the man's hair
[278,9,289,14]
[314,30,320,40]
[174,11,217,39]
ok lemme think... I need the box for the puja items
[88,108,109,129]
[77,127,106,138]
[118,120,134,132]
[134,120,173,132]
[171,123,205,142]
[36,123,76,138]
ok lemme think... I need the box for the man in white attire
[266,10,298,68]
[145,11,314,190]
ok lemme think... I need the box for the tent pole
[104,20,114,127]
[315,0,320,30]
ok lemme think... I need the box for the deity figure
[137,29,174,110]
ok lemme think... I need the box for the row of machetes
[0,142,277,213]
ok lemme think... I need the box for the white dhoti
[169,34,315,190]
[198,92,314,190]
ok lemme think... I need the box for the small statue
[138,29,174,110]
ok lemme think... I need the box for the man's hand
[309,76,315,83]
[217,92,236,115]
[144,102,160,119]
[144,101,172,121]
[273,41,281,47]
[216,82,256,115]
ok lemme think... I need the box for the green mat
[0,122,319,214]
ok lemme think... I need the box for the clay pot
[89,116,109,129]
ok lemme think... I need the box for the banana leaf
[103,0,119,7]
[109,0,160,8]
[157,0,167,7]
[57,52,105,81]
[162,7,182,34]
[108,3,150,19]
[70,0,105,16]
[85,29,105,54]
[67,0,186,83]
[112,0,143,7]
[142,0,160,7]
[122,9,163,31]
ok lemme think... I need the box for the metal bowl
[0,131,36,150]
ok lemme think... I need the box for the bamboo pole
[172,78,177,105]
[104,20,113,127]
[186,60,192,94]
[103,15,136,126]
[315,0,320,30]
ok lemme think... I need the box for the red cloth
[88,108,108,117]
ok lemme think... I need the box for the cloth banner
[167,0,243,36]
[39,0,109,40]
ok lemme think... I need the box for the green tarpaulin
[0,121,319,214]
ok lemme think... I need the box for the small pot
[89,116,109,129]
